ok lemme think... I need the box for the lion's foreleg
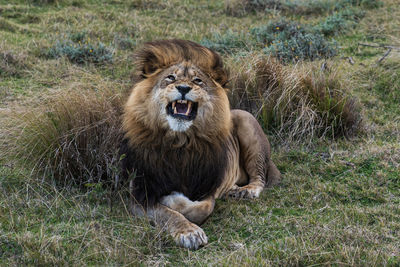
[132,202,208,250]
[160,192,215,225]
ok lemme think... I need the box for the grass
[225,0,383,17]
[227,54,362,142]
[0,0,399,265]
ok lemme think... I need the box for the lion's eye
[193,77,203,85]
[166,75,176,82]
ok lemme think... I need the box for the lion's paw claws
[227,185,262,199]
[173,225,208,250]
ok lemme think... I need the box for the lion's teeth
[185,101,192,116]
[174,107,177,114]
[172,101,176,109]
[178,100,187,104]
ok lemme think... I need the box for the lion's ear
[210,64,229,88]
[214,69,229,88]
[135,49,161,78]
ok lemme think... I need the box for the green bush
[200,30,251,54]
[47,34,114,64]
[316,13,349,36]
[336,7,366,21]
[316,8,365,36]
[114,35,136,50]
[252,19,337,62]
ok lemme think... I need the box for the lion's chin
[166,116,193,132]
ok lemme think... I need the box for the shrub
[200,30,251,54]
[283,0,336,15]
[0,76,125,187]
[316,13,349,36]
[252,19,337,62]
[227,54,363,142]
[336,7,366,21]
[47,34,114,64]
[316,8,365,36]
[114,35,136,50]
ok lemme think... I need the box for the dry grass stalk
[0,80,124,186]
[227,54,363,144]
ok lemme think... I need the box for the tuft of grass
[46,34,114,64]
[0,76,124,187]
[0,45,30,78]
[227,54,363,142]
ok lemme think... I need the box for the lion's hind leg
[227,110,280,199]
[160,192,215,225]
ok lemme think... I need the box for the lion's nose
[176,85,192,98]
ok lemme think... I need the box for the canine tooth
[174,107,177,114]
[185,101,192,116]
[172,101,176,109]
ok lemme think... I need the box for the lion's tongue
[175,102,189,114]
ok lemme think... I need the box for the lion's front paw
[172,223,208,250]
[227,184,263,199]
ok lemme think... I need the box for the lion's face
[152,63,223,132]
[123,40,231,145]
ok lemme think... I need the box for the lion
[120,39,281,250]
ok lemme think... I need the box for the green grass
[1,0,399,265]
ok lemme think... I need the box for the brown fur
[120,40,280,250]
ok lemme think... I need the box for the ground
[0,0,399,265]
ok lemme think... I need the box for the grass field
[1,0,399,265]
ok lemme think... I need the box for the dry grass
[0,44,30,78]
[0,73,125,186]
[228,54,363,143]
[0,0,399,265]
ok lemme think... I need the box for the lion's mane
[120,40,232,207]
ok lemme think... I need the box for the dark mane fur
[120,137,228,207]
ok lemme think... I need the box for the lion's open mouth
[166,100,198,120]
